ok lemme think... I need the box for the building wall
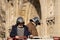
[0,0,60,39]
[54,0,60,36]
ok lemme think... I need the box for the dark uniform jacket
[10,25,31,38]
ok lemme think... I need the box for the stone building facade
[0,0,60,40]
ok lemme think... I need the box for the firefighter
[27,17,40,36]
[9,17,31,40]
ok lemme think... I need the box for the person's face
[19,23,24,26]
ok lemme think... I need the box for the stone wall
[0,0,60,40]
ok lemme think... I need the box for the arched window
[28,0,41,19]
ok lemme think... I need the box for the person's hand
[7,37,13,40]
[15,36,19,39]
[29,35,33,38]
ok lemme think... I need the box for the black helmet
[30,17,40,25]
[16,17,25,25]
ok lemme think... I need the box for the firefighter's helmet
[30,17,40,25]
[16,17,25,25]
